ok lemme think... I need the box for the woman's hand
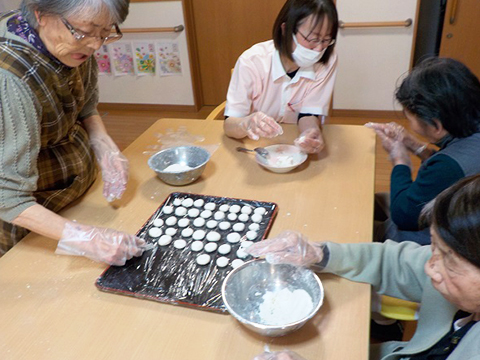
[294,127,324,154]
[56,222,148,265]
[253,350,307,360]
[240,112,283,140]
[365,122,427,155]
[246,230,324,267]
[90,136,129,202]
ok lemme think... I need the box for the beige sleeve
[0,68,42,222]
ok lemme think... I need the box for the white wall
[98,1,195,106]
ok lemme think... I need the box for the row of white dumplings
[161,206,265,223]
[169,197,268,215]
[149,221,259,240]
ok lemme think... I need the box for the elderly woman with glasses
[249,174,480,360]
[223,0,338,154]
[0,0,147,265]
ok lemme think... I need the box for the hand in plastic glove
[294,127,324,154]
[365,122,426,154]
[90,136,129,202]
[56,222,148,266]
[240,112,283,140]
[373,129,412,167]
[253,350,307,360]
[246,230,323,267]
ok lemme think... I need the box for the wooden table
[0,119,375,360]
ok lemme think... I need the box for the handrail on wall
[115,25,185,34]
[339,19,412,29]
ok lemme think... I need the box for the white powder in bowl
[163,164,193,173]
[258,288,314,326]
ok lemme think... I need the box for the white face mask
[292,34,326,68]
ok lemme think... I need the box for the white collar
[272,49,317,82]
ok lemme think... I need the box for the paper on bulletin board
[110,42,134,76]
[94,45,111,75]
[156,40,182,76]
[133,42,156,76]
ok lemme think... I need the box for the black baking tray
[96,192,278,312]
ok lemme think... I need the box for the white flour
[258,288,314,325]
[163,164,192,172]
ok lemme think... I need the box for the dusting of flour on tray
[163,163,193,172]
[258,288,313,325]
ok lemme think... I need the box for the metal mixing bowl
[148,146,210,186]
[221,259,324,337]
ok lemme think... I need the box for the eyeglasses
[61,18,123,45]
[296,30,335,47]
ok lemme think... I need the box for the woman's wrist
[414,144,428,156]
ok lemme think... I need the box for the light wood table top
[0,119,375,360]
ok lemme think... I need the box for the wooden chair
[206,69,233,120]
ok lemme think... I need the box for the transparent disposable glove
[56,222,147,266]
[246,230,324,267]
[90,136,129,202]
[369,127,412,167]
[240,112,283,140]
[294,127,324,154]
[365,122,426,154]
[253,350,307,360]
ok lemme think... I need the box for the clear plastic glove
[365,122,426,154]
[56,222,147,266]
[240,112,283,140]
[246,230,324,267]
[372,129,412,167]
[253,350,307,360]
[294,128,324,154]
[90,136,129,202]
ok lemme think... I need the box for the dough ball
[192,229,206,240]
[196,254,211,266]
[193,217,206,227]
[158,235,172,246]
[188,208,200,218]
[206,220,218,229]
[173,239,187,249]
[181,228,194,237]
[204,202,216,211]
[165,227,177,236]
[182,198,194,207]
[218,244,231,255]
[193,199,205,208]
[173,198,182,206]
[231,259,245,269]
[206,231,221,242]
[241,206,252,215]
[219,204,230,212]
[240,240,254,249]
[204,242,218,253]
[165,216,177,226]
[190,241,204,252]
[238,214,249,222]
[177,218,190,228]
[148,227,162,238]
[232,223,245,232]
[216,256,229,268]
[229,204,241,213]
[246,231,258,240]
[236,248,249,259]
[200,210,212,218]
[175,206,187,216]
[227,213,237,221]
[213,211,225,221]
[219,221,231,230]
[248,223,260,231]
[153,218,164,227]
[226,232,241,244]
[254,207,266,215]
[163,205,174,214]
[251,214,262,223]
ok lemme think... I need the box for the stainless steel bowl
[148,146,210,186]
[221,259,324,337]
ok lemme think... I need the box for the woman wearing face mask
[248,175,480,360]
[223,0,338,154]
[0,0,147,265]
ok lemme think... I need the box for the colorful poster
[133,42,156,75]
[94,45,111,75]
[156,41,182,76]
[110,42,134,76]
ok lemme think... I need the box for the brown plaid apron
[0,36,98,255]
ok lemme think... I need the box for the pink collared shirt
[225,40,337,124]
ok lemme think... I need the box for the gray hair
[21,0,130,29]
